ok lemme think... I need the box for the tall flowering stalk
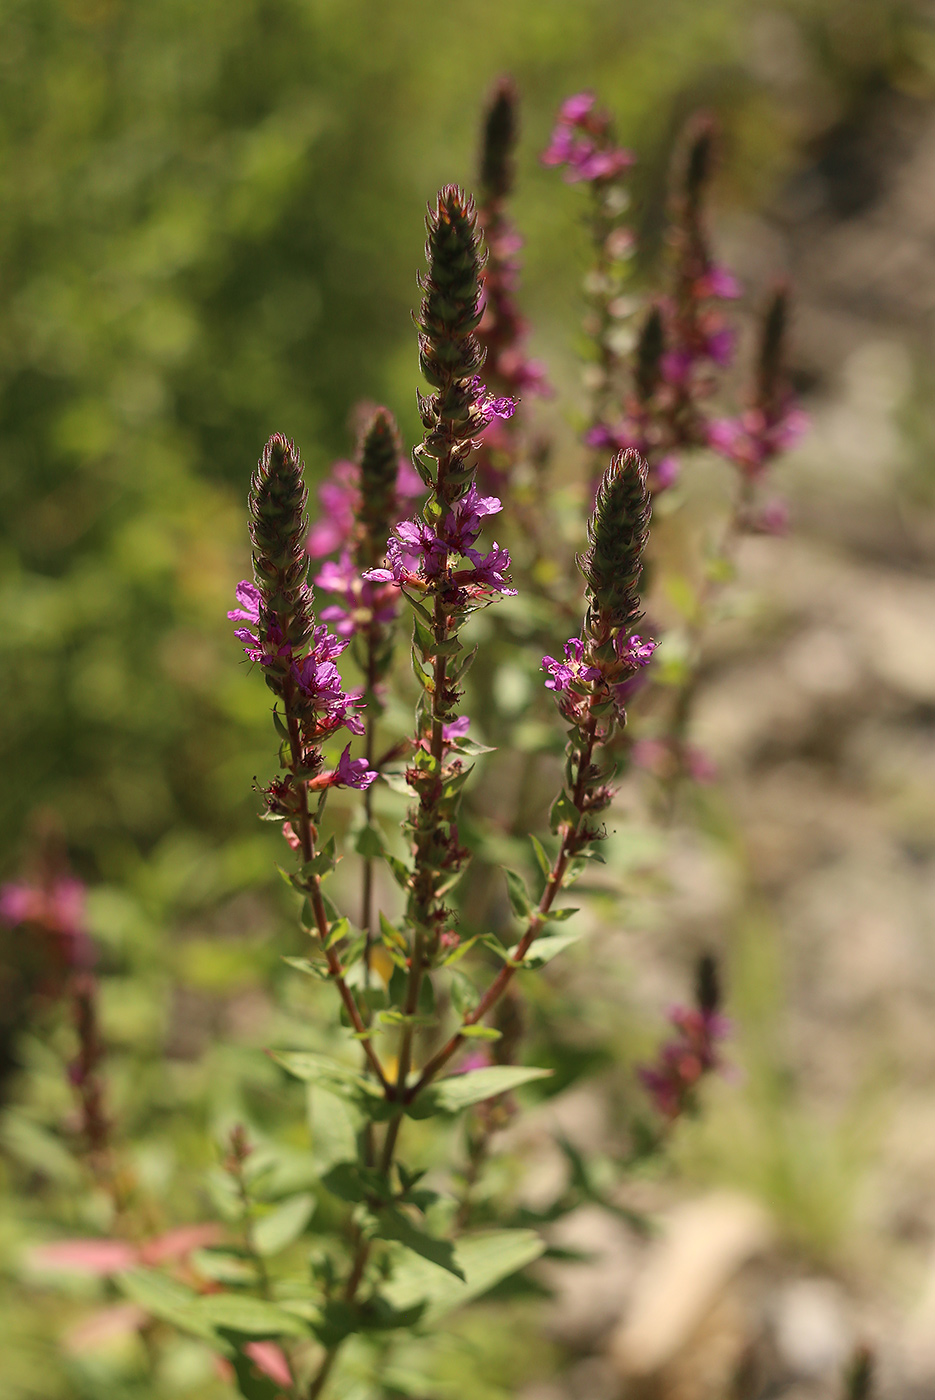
[656,282,805,801]
[475,79,549,466]
[542,93,635,467]
[365,184,516,1144]
[310,407,411,951]
[230,435,386,1085]
[411,448,654,1093]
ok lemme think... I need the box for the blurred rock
[772,1277,852,1379]
[540,1206,642,1349]
[609,1193,773,1379]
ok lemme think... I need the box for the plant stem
[284,705,389,1091]
[408,708,599,1099]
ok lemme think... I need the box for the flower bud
[635,303,665,403]
[580,449,651,635]
[479,76,518,203]
[249,434,314,655]
[354,407,403,572]
[756,283,789,414]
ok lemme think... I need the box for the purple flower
[705,325,735,368]
[332,744,377,790]
[468,377,517,426]
[443,716,471,743]
[228,581,296,666]
[0,876,94,970]
[652,455,680,491]
[307,452,424,560]
[698,265,742,300]
[541,95,633,185]
[542,637,601,694]
[460,543,516,596]
[560,92,596,124]
[638,1005,730,1121]
[307,460,358,558]
[442,483,503,555]
[314,552,398,638]
[615,633,656,668]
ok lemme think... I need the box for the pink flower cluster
[364,483,516,601]
[306,456,423,561]
[638,1005,729,1121]
[306,452,424,641]
[707,404,808,479]
[542,632,656,724]
[228,584,375,785]
[542,93,634,184]
[0,875,94,970]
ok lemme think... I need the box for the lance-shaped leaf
[253,1193,316,1256]
[382,1229,544,1323]
[186,1293,312,1338]
[369,1206,464,1279]
[406,1065,552,1119]
[508,930,582,969]
[115,1269,230,1352]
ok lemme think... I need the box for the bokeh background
[6,0,935,1396]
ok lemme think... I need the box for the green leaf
[453,735,496,756]
[382,1230,545,1323]
[508,930,582,969]
[273,1052,390,1119]
[545,907,579,923]
[370,1206,464,1279]
[407,1065,552,1119]
[189,1250,259,1286]
[325,916,350,949]
[379,911,407,950]
[303,836,337,878]
[548,790,579,834]
[449,969,478,1016]
[116,1269,229,1351]
[529,834,551,878]
[458,1024,501,1041]
[355,824,385,859]
[320,1161,391,1205]
[307,1085,360,1170]
[188,1293,311,1337]
[385,854,412,890]
[282,955,329,981]
[378,1009,437,1029]
[272,1050,367,1093]
[253,1193,316,1256]
[503,868,533,918]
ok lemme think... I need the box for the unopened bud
[695,952,721,1017]
[635,303,665,402]
[580,449,651,635]
[355,407,403,571]
[479,76,518,203]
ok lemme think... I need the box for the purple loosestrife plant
[474,78,550,498]
[637,954,729,1122]
[542,92,636,461]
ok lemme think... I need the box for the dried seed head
[581,449,651,633]
[480,75,518,203]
